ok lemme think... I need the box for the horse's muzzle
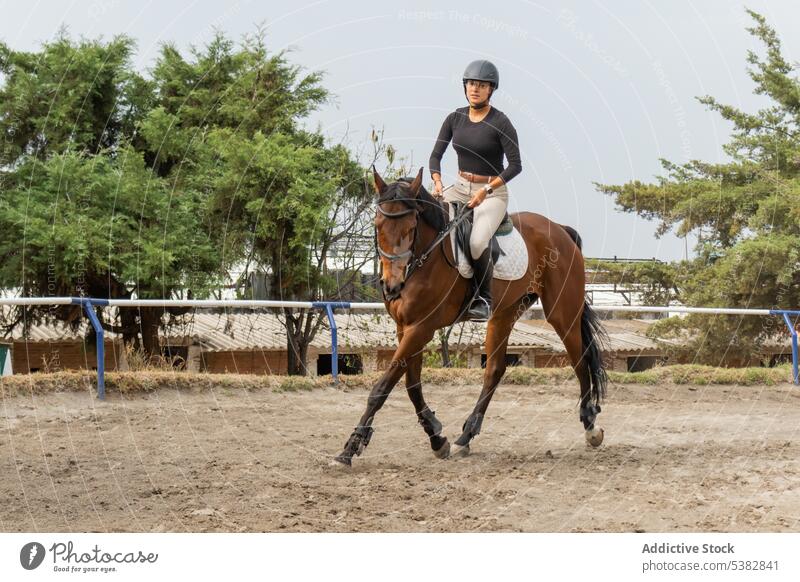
[382,279,405,301]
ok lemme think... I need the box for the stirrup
[466,296,492,322]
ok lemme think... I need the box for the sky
[1,0,798,261]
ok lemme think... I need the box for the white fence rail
[1,297,797,398]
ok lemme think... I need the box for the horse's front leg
[405,352,450,459]
[333,362,405,466]
[334,325,435,466]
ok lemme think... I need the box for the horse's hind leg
[406,352,450,459]
[454,305,518,451]
[544,300,605,447]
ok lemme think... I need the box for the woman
[429,59,522,321]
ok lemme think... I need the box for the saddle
[446,202,529,279]
[449,201,512,268]
[447,201,502,322]
[445,202,528,322]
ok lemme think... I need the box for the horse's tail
[561,222,605,404]
[581,301,609,406]
[560,224,582,251]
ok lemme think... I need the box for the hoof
[433,438,450,460]
[585,427,604,447]
[332,454,353,467]
[452,444,470,458]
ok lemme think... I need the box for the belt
[458,170,494,183]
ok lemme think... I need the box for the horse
[333,167,608,466]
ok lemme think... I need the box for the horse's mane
[395,176,447,231]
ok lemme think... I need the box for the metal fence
[0,297,797,399]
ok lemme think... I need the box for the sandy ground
[2,379,800,532]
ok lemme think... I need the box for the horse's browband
[376,200,416,218]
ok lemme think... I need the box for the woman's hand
[432,180,444,198]
[467,186,488,208]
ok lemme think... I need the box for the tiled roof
[2,306,564,351]
[3,306,791,355]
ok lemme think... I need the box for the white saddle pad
[448,204,528,281]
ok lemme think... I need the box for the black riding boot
[466,247,494,321]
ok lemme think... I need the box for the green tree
[594,10,800,364]
[0,32,218,355]
[140,31,374,374]
[0,30,373,368]
[0,31,150,163]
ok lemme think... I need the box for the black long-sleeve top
[429,106,522,184]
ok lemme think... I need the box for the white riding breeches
[444,175,509,260]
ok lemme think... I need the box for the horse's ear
[409,167,424,197]
[372,166,387,194]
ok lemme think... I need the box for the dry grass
[0,363,793,398]
[123,344,187,372]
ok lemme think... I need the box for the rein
[375,185,473,286]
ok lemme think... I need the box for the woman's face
[465,79,492,106]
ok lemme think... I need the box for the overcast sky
[2,0,798,261]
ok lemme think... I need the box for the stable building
[0,307,793,376]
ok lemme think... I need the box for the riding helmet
[462,59,500,90]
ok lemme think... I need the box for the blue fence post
[313,302,351,385]
[74,297,109,400]
[779,311,799,385]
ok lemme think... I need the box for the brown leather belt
[458,170,494,183]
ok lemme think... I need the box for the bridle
[375,184,472,300]
[375,198,419,263]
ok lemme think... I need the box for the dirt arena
[2,378,800,532]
